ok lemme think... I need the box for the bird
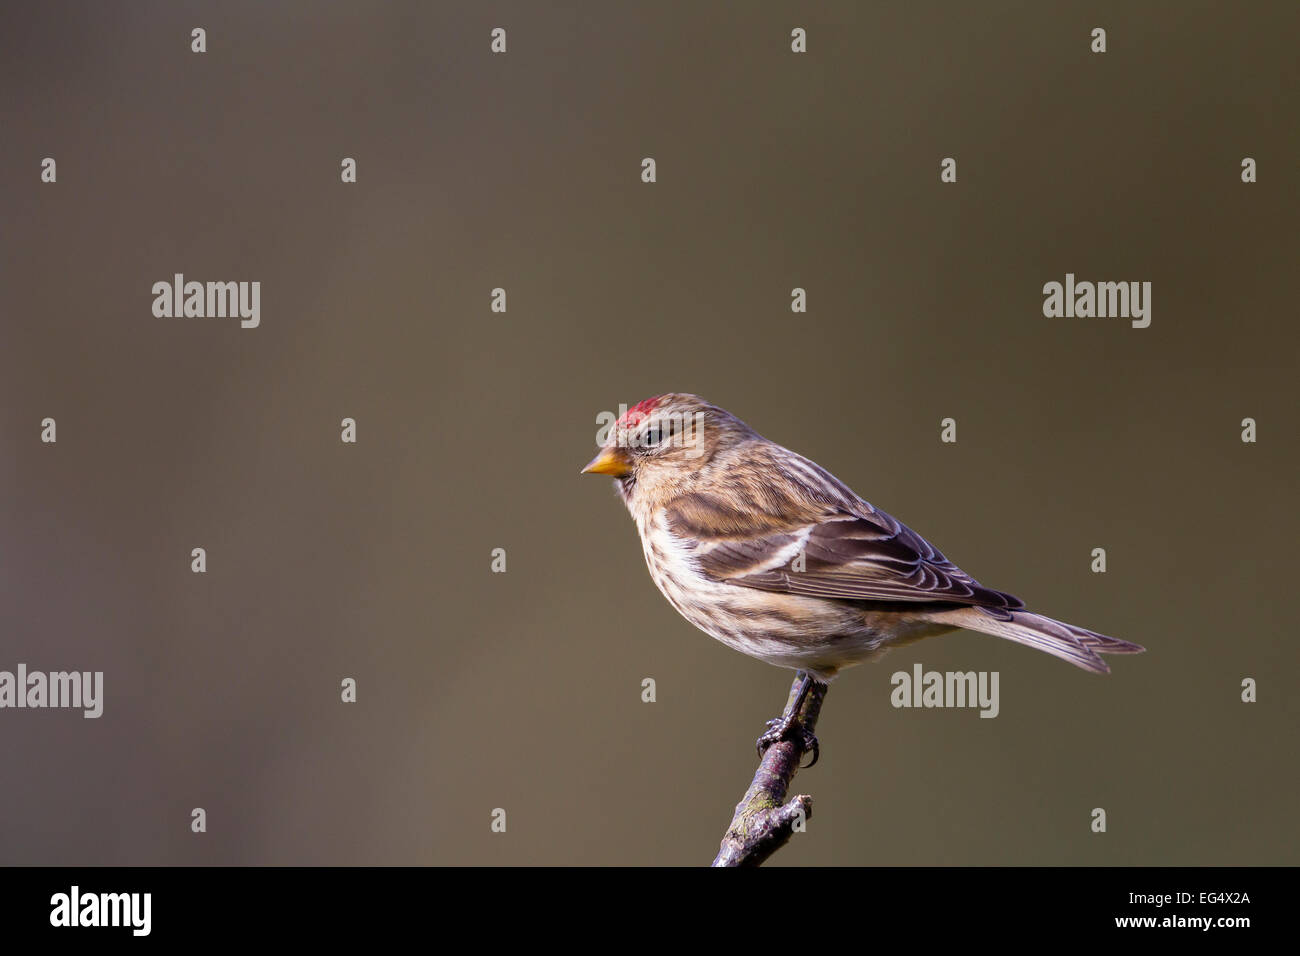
[581,393,1143,764]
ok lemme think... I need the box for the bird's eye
[643,426,663,448]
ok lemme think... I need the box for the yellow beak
[581,446,633,477]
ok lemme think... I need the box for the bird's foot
[756,714,820,768]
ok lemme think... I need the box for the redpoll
[582,394,1143,761]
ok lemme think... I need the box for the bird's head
[580,393,754,501]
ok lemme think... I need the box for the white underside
[635,507,954,681]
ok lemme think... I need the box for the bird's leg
[756,670,823,768]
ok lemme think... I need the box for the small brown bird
[582,394,1143,762]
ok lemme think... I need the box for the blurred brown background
[1,1,1296,865]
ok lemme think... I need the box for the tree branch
[711,672,827,867]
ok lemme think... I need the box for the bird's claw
[756,715,820,768]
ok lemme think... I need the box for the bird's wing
[663,449,1023,613]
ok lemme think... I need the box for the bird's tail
[925,606,1144,674]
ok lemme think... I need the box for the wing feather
[664,446,1023,613]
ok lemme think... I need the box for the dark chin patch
[616,474,636,503]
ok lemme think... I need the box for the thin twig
[711,672,827,867]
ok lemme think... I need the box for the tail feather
[927,607,1144,674]
[1056,619,1146,654]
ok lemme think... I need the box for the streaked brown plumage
[582,394,1144,691]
